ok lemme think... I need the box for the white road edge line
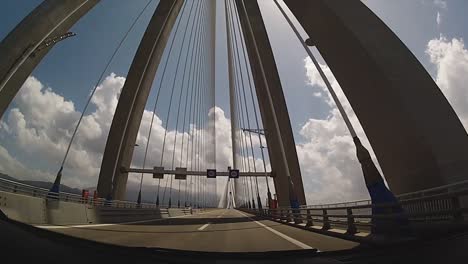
[35,209,221,229]
[198,223,210,231]
[237,210,314,250]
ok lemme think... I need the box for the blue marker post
[354,137,408,234]
[47,166,63,200]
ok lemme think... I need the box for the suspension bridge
[1,0,468,262]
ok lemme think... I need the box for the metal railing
[299,180,468,210]
[0,177,182,209]
[246,189,468,236]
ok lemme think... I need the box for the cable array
[224,0,272,209]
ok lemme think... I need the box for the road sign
[229,169,239,179]
[207,169,216,178]
[175,167,187,180]
[153,166,164,179]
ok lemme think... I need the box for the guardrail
[299,179,468,210]
[0,177,180,209]
[245,189,468,238]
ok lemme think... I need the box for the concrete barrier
[0,191,47,224]
[0,191,198,225]
[46,200,91,225]
[96,207,170,223]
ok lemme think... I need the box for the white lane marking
[36,209,221,229]
[198,223,210,231]
[237,210,314,250]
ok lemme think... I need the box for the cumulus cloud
[8,37,468,206]
[0,144,53,181]
[426,36,468,130]
[300,57,374,204]
[0,70,372,205]
[0,74,272,205]
[297,35,468,204]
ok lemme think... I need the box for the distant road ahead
[38,209,359,252]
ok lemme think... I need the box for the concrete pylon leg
[0,0,100,119]
[235,0,306,207]
[97,0,184,200]
[284,0,468,194]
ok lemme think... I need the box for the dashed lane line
[198,223,211,231]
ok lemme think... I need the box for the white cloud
[14,45,467,206]
[0,74,253,204]
[436,11,442,25]
[0,71,373,205]
[426,36,468,130]
[300,57,378,204]
[0,144,53,181]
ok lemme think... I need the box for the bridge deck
[37,209,359,252]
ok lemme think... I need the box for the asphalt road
[37,209,359,252]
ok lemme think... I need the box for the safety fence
[0,177,184,209]
[244,188,468,237]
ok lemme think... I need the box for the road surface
[37,209,359,252]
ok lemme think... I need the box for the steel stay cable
[228,0,255,207]
[138,1,188,205]
[199,9,210,206]
[56,0,154,186]
[239,0,301,208]
[231,0,271,197]
[164,0,200,207]
[272,0,357,138]
[228,0,261,199]
[168,1,202,207]
[198,3,210,207]
[235,14,262,207]
[177,0,203,208]
[225,0,245,206]
[160,1,197,206]
[231,34,252,206]
[188,1,208,207]
[182,2,206,207]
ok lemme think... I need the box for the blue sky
[1,0,467,204]
[0,0,460,126]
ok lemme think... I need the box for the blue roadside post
[47,166,63,200]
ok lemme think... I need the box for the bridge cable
[52,0,155,194]
[202,5,213,208]
[197,2,209,208]
[181,9,205,207]
[272,0,357,138]
[231,0,272,207]
[227,0,254,208]
[228,0,262,208]
[139,1,188,206]
[167,1,202,208]
[188,2,208,207]
[239,0,300,208]
[179,1,204,208]
[228,0,257,208]
[160,1,197,207]
[225,0,244,207]
[183,3,206,208]
[166,0,199,208]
